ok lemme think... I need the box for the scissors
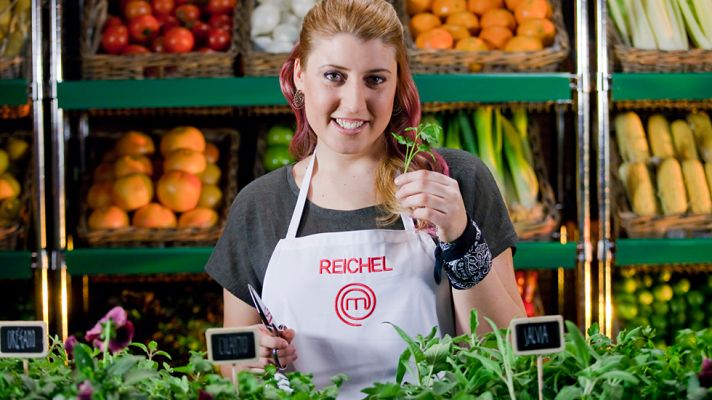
[247,284,287,370]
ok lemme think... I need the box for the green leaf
[565,320,591,367]
[73,343,95,380]
[469,309,479,337]
[396,347,411,384]
[130,342,148,355]
[424,341,450,365]
[599,370,639,384]
[107,355,139,377]
[392,132,408,145]
[123,369,160,386]
[385,322,425,363]
[554,385,583,400]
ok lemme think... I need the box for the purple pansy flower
[84,306,134,353]
[64,335,78,360]
[700,358,712,388]
[198,390,214,400]
[77,380,93,400]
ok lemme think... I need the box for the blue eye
[324,71,344,82]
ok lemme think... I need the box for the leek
[473,106,505,197]
[501,116,539,209]
[512,108,533,164]
[677,0,712,49]
[608,0,632,45]
[644,0,687,50]
[630,0,658,49]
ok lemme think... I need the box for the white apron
[262,153,453,399]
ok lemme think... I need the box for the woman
[205,0,525,397]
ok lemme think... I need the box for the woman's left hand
[395,170,468,243]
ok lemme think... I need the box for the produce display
[86,127,222,230]
[406,0,556,56]
[608,0,712,50]
[250,0,315,53]
[261,124,295,172]
[99,0,236,55]
[430,108,544,224]
[0,0,30,59]
[615,269,712,346]
[0,136,29,229]
[614,110,712,217]
[515,270,542,317]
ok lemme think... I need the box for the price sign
[206,327,260,365]
[0,321,48,358]
[510,315,564,356]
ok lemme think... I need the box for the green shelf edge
[57,74,573,110]
[0,79,29,106]
[615,239,712,267]
[65,242,575,276]
[0,251,33,279]
[612,73,712,101]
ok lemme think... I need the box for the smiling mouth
[334,118,366,130]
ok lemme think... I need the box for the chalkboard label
[510,315,564,356]
[0,321,48,358]
[206,327,260,364]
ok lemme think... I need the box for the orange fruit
[416,28,455,49]
[160,126,206,156]
[199,163,222,185]
[205,142,220,164]
[112,173,153,211]
[516,18,555,45]
[88,206,129,230]
[446,11,480,34]
[87,182,115,210]
[178,208,219,229]
[442,24,471,40]
[467,0,503,16]
[93,163,115,183]
[114,155,153,178]
[479,26,512,49]
[455,36,490,50]
[480,8,516,30]
[198,184,223,209]
[432,0,467,17]
[407,0,432,14]
[115,130,155,157]
[157,170,202,212]
[514,0,549,23]
[132,203,177,229]
[504,0,522,10]
[504,35,543,51]
[163,149,207,175]
[410,13,442,37]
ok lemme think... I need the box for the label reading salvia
[510,315,564,356]
[205,327,260,364]
[0,321,48,358]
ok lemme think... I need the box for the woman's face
[294,33,398,158]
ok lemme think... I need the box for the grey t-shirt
[205,148,517,305]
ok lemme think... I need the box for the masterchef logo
[335,283,376,327]
[319,256,393,275]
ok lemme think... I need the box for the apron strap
[286,153,417,238]
[286,153,316,239]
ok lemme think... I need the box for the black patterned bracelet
[433,218,493,290]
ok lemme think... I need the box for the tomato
[151,36,165,52]
[163,27,194,53]
[207,28,230,51]
[174,4,200,26]
[124,0,152,20]
[205,0,235,15]
[157,14,180,33]
[123,44,150,54]
[207,13,232,31]
[191,21,211,45]
[128,14,160,43]
[101,25,129,54]
[151,0,174,16]
[103,15,123,32]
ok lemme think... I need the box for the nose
[340,79,367,113]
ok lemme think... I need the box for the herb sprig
[391,122,443,173]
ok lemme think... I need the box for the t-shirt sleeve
[204,169,290,306]
[439,148,518,258]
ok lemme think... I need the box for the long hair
[279,0,449,225]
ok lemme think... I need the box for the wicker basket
[80,0,239,79]
[76,128,240,247]
[0,56,23,79]
[398,0,569,74]
[611,125,712,239]
[609,16,712,72]
[0,131,33,250]
[237,0,290,76]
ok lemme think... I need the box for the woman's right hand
[221,324,298,375]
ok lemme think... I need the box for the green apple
[266,125,294,147]
[262,146,294,172]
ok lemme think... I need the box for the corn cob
[687,111,712,162]
[656,158,687,215]
[671,120,699,160]
[681,159,712,214]
[615,112,650,163]
[619,162,658,216]
[706,162,712,200]
[647,114,675,159]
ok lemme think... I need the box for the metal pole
[576,0,593,331]
[49,0,68,339]
[30,0,49,325]
[595,0,613,337]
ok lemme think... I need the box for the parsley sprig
[391,122,442,173]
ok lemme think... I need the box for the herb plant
[392,121,443,173]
